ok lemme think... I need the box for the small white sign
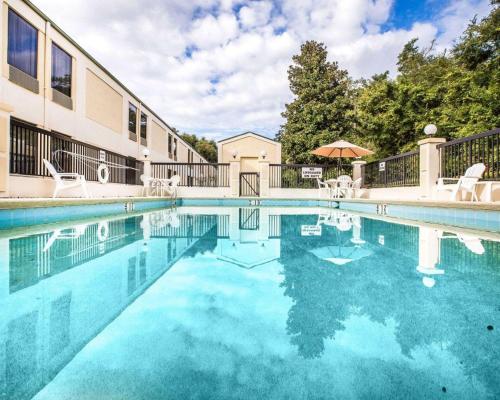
[379,161,386,172]
[301,225,322,236]
[99,150,106,162]
[301,167,322,179]
[378,235,385,245]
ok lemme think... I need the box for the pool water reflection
[0,207,499,399]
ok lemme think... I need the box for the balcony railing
[362,150,419,188]
[151,162,230,187]
[269,164,352,189]
[438,128,500,180]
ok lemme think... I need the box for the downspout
[42,19,50,128]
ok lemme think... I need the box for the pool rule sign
[302,167,322,179]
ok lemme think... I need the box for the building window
[8,9,38,78]
[51,43,72,97]
[168,134,172,157]
[140,112,147,144]
[173,138,178,160]
[128,103,137,135]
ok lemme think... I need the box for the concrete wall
[0,0,205,197]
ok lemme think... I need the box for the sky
[32,0,492,141]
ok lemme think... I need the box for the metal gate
[239,172,260,197]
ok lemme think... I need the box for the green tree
[277,41,354,163]
[180,132,218,162]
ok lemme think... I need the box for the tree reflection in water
[279,213,500,391]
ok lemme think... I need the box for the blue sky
[33,0,492,140]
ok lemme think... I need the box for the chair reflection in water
[43,224,90,252]
[417,227,486,288]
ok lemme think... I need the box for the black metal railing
[438,128,500,180]
[9,118,143,185]
[151,162,230,187]
[362,150,420,188]
[269,164,352,189]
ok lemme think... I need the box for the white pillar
[141,158,151,196]
[259,160,270,197]
[229,160,240,197]
[0,102,13,196]
[351,160,366,183]
[418,137,446,199]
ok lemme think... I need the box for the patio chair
[160,175,181,198]
[437,163,486,201]
[43,159,89,198]
[336,175,352,198]
[316,178,331,198]
[347,177,362,198]
[140,174,155,197]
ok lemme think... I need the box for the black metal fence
[9,118,143,185]
[362,150,419,188]
[151,162,230,187]
[269,164,352,189]
[438,128,500,180]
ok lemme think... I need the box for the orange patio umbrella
[311,140,374,174]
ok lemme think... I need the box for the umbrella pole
[337,148,342,176]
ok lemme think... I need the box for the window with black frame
[128,103,137,140]
[168,134,172,157]
[51,43,72,97]
[173,138,178,160]
[7,9,38,78]
[140,112,147,145]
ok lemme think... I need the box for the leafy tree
[180,132,218,162]
[277,41,354,163]
[355,1,499,155]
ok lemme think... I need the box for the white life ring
[97,164,109,184]
[97,221,109,242]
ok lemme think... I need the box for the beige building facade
[0,0,205,197]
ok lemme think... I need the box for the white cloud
[31,0,492,140]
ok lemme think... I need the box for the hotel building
[0,0,206,197]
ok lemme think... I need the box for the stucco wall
[85,69,123,134]
[219,134,281,164]
[0,0,205,169]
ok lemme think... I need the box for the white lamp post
[424,124,437,136]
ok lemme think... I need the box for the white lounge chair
[437,163,486,201]
[43,159,89,198]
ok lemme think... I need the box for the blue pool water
[1,206,499,399]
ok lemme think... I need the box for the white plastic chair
[437,163,486,201]
[43,159,89,198]
[347,177,362,198]
[316,178,331,198]
[336,175,352,198]
[140,174,156,197]
[160,175,181,198]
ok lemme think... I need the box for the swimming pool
[1,206,499,399]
